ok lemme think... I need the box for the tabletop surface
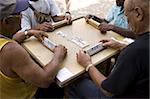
[22,18,123,86]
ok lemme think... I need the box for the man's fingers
[102,42,112,47]
[99,39,109,43]
[45,23,54,31]
[101,31,107,34]
[39,31,48,36]
[98,25,107,34]
[42,33,48,38]
[38,36,43,42]
[86,14,92,19]
[36,31,48,41]
[43,22,53,28]
[44,23,52,28]
[66,16,72,24]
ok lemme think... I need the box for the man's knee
[66,78,103,99]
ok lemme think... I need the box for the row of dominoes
[56,31,89,48]
[43,31,105,56]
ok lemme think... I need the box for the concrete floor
[56,0,115,18]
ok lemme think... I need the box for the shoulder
[21,8,33,16]
[107,4,118,15]
[128,34,149,52]
[1,41,20,53]
[119,43,139,58]
[111,4,118,10]
[118,36,148,61]
[0,41,30,65]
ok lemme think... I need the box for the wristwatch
[24,30,30,39]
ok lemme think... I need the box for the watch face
[24,31,28,35]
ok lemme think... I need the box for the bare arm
[32,22,54,32]
[98,23,136,38]
[76,50,113,97]
[85,14,108,23]
[52,14,72,24]
[52,15,65,22]
[88,66,114,97]
[108,25,136,38]
[1,42,67,88]
[13,30,48,43]
[12,32,26,43]
[100,38,127,50]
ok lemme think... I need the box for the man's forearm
[88,66,106,87]
[88,66,113,96]
[13,30,35,43]
[52,15,65,22]
[111,26,136,39]
[43,56,62,80]
[12,32,26,43]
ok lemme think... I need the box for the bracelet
[86,63,93,71]
[24,30,29,39]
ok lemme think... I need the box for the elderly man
[86,0,136,38]
[20,0,72,32]
[67,0,149,98]
[0,0,67,99]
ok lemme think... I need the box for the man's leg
[35,82,64,98]
[66,78,108,99]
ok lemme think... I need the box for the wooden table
[22,18,124,87]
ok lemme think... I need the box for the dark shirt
[101,32,149,98]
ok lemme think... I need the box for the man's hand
[76,50,92,68]
[65,13,72,24]
[34,22,54,32]
[100,38,127,50]
[98,23,113,34]
[53,45,67,62]
[28,30,48,42]
[85,14,93,22]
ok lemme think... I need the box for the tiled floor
[56,0,115,18]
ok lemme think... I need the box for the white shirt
[20,0,60,32]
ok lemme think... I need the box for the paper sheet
[56,68,74,82]
[123,38,134,44]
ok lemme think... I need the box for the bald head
[124,0,149,34]
[133,0,149,11]
[134,0,149,6]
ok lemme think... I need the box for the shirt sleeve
[101,46,139,95]
[105,5,115,23]
[49,0,60,16]
[20,9,32,32]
